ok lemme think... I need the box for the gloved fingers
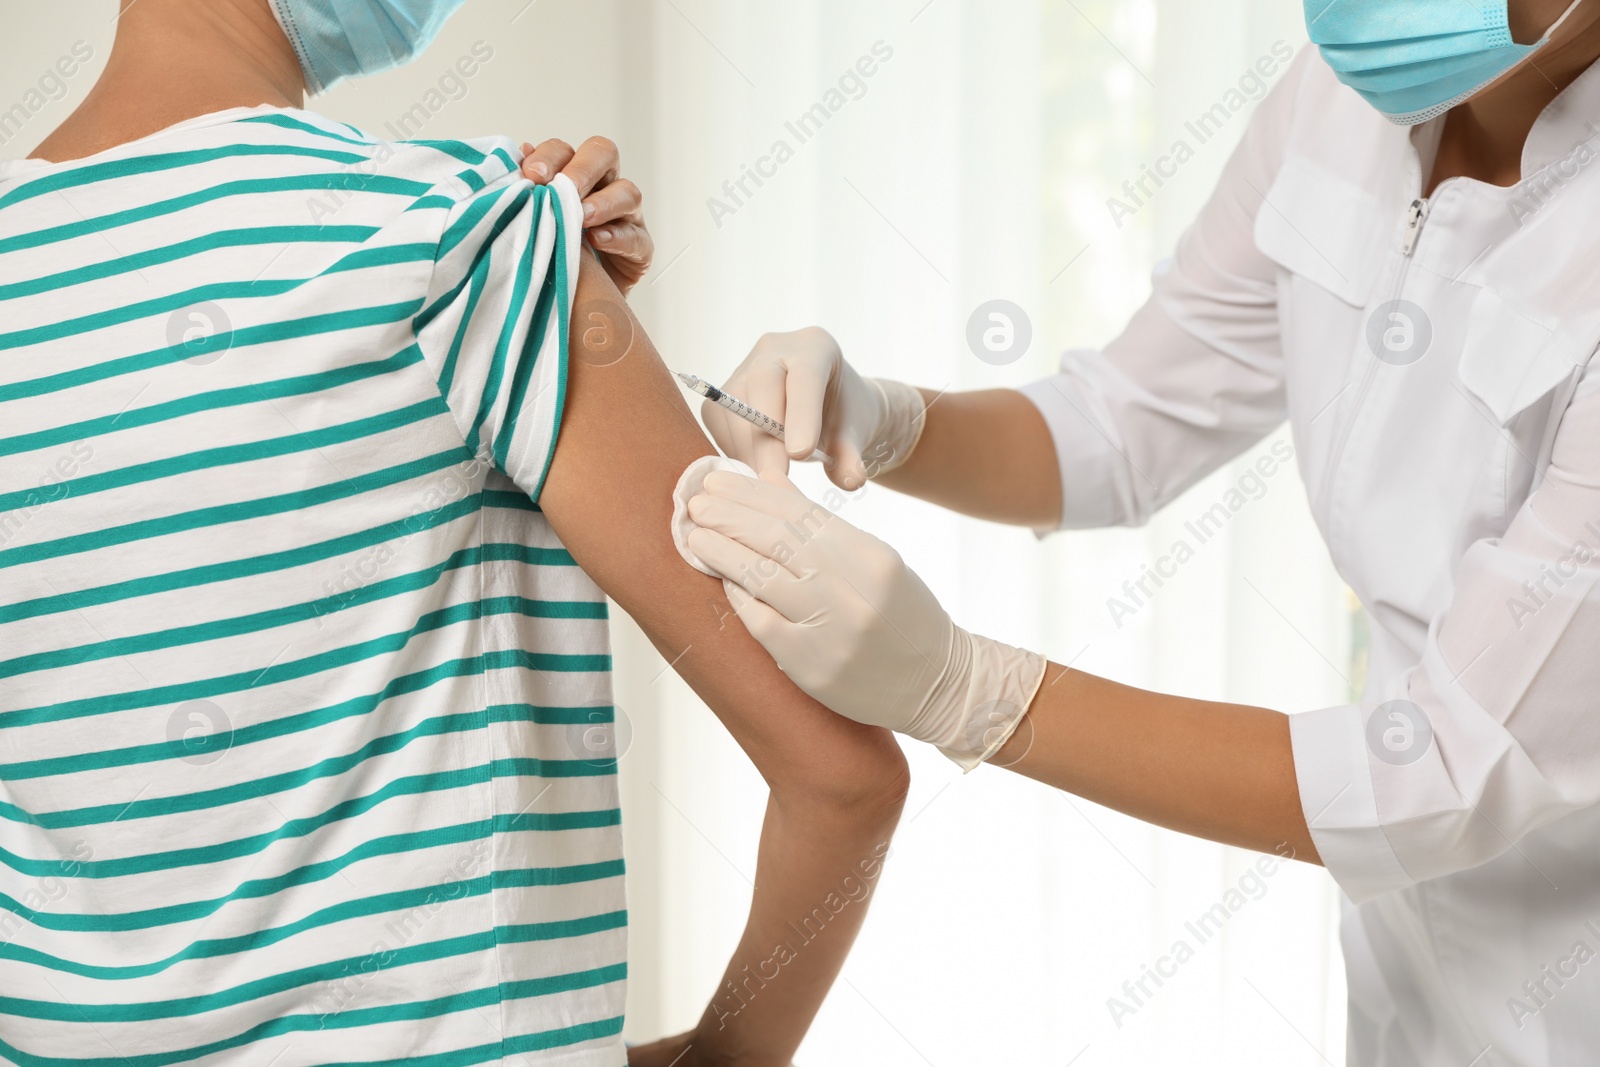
[685,527,812,621]
[779,355,830,460]
[687,490,818,563]
[699,469,836,529]
[823,439,870,491]
[742,357,794,479]
[721,578,792,647]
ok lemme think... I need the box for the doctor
[682,0,1600,1063]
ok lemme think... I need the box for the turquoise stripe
[0,175,434,257]
[0,446,468,573]
[0,811,621,930]
[0,912,627,1021]
[490,146,520,172]
[484,488,539,512]
[407,193,457,212]
[0,967,626,1067]
[0,226,379,301]
[237,111,375,148]
[435,230,491,403]
[0,300,421,403]
[494,756,617,778]
[0,246,431,353]
[489,703,615,726]
[0,143,371,212]
[0,344,421,460]
[0,862,623,980]
[496,808,620,833]
[401,139,490,166]
[0,397,446,516]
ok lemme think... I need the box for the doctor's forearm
[874,388,1063,528]
[997,667,1321,864]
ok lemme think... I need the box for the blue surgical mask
[1304,0,1585,125]
[269,0,467,95]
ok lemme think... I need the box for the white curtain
[4,2,1349,1061]
[616,1,1351,1063]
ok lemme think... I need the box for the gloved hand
[684,470,1048,770]
[701,327,927,490]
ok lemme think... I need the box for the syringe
[676,373,833,465]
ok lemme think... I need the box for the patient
[0,1,907,1064]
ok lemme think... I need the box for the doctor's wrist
[915,627,1049,772]
[862,378,927,478]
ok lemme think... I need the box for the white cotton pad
[672,454,758,577]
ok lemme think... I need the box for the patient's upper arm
[538,253,903,797]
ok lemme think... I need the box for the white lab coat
[1021,47,1600,1067]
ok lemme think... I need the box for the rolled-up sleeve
[413,161,584,503]
[1021,53,1311,530]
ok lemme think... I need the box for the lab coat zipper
[1400,198,1431,257]
[1317,196,1431,520]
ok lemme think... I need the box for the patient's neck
[31,0,304,163]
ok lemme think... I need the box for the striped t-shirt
[0,106,627,1065]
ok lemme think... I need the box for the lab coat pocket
[1253,154,1386,307]
[1456,288,1590,430]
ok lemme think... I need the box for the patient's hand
[521,135,652,293]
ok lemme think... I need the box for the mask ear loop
[1531,0,1588,47]
[266,0,325,96]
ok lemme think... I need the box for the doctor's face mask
[1303,0,1586,124]
[268,0,468,95]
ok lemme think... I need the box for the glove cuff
[864,379,927,478]
[917,628,1049,772]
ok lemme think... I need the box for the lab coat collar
[1522,55,1600,177]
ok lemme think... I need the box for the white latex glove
[701,327,927,490]
[684,470,1048,770]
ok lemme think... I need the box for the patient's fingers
[520,139,576,183]
[588,222,654,292]
[560,135,621,200]
[581,177,642,228]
